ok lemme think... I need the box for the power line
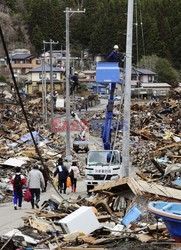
[139,2,146,65]
[135,0,139,66]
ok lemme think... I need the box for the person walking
[85,100,88,111]
[54,158,69,194]
[69,161,80,193]
[78,105,81,117]
[39,165,49,192]
[27,164,45,209]
[11,167,26,210]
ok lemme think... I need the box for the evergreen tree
[31,24,44,53]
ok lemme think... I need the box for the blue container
[96,62,120,83]
[121,206,142,226]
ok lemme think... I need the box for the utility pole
[41,56,45,123]
[44,40,59,131]
[43,42,48,122]
[50,39,54,131]
[42,41,47,123]
[122,0,134,177]
[64,7,85,161]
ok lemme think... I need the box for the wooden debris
[92,177,181,202]
[29,215,55,232]
[136,234,153,243]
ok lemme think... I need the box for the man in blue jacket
[54,158,69,194]
[107,45,121,63]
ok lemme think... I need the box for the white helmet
[114,45,119,49]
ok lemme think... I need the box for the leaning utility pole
[64,7,85,161]
[44,40,59,131]
[122,0,134,177]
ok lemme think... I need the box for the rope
[0,26,68,202]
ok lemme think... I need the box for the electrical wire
[0,26,68,202]
[139,2,146,64]
[135,0,139,66]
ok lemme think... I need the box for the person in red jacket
[11,167,26,210]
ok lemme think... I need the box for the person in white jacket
[69,161,80,192]
[27,164,45,209]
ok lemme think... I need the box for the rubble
[0,90,181,248]
[0,186,177,249]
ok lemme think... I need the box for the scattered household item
[59,206,100,235]
[121,205,142,227]
[172,179,181,187]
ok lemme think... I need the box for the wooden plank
[157,142,181,151]
[135,180,181,201]
[148,224,166,232]
[37,212,68,218]
[136,234,153,243]
[29,215,54,232]
[92,177,130,192]
[129,178,144,196]
[97,215,111,222]
[151,159,165,175]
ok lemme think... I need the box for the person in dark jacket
[54,158,69,194]
[107,45,121,63]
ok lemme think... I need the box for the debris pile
[85,96,181,183]
[0,94,89,203]
[1,178,181,249]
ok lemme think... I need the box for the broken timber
[92,177,181,202]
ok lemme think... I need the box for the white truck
[85,150,121,193]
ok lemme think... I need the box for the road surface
[0,178,86,236]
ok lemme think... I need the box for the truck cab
[85,150,121,193]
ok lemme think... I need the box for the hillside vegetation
[0,0,181,71]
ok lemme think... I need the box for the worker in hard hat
[107,45,121,63]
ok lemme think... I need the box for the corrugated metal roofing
[11,54,34,60]
[142,83,171,88]
[120,67,156,75]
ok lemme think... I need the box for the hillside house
[25,65,65,95]
[10,53,40,83]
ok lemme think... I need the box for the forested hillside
[1,0,181,70]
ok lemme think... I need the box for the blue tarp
[8,131,48,147]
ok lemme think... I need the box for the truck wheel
[84,147,89,153]
[87,185,94,195]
